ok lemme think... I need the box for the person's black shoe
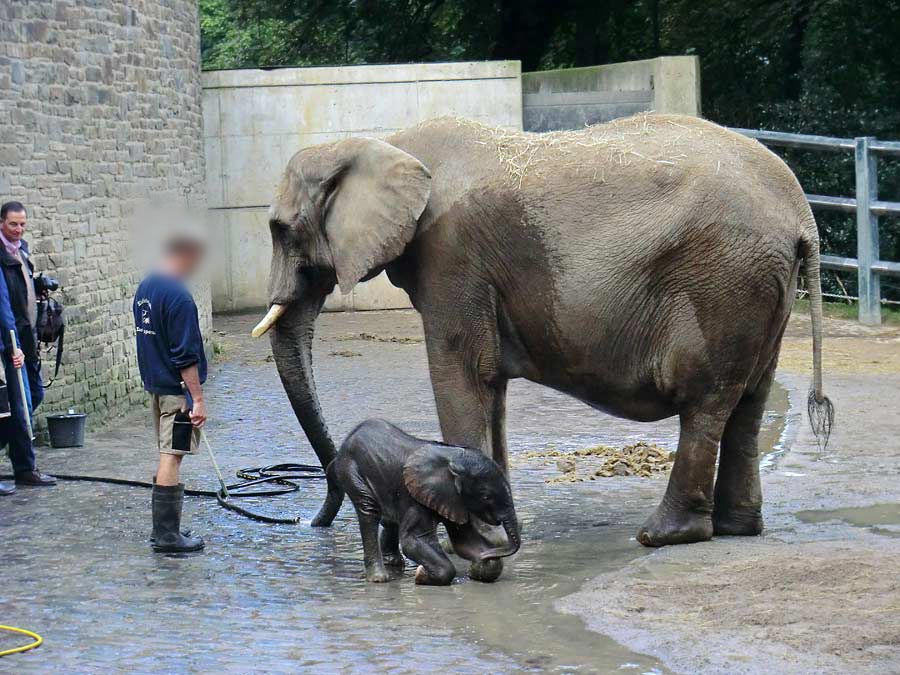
[14,470,57,486]
[0,482,16,495]
[151,483,205,553]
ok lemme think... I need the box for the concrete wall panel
[205,61,523,311]
[522,56,700,132]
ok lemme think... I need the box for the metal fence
[732,128,900,325]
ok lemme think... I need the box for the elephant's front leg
[400,510,456,586]
[426,343,510,581]
[425,335,509,472]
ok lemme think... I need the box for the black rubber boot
[149,477,191,543]
[151,484,205,553]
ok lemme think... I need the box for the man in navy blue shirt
[134,234,208,553]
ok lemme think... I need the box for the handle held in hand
[10,330,34,440]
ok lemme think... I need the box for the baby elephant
[330,419,521,585]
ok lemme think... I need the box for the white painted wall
[203,61,523,312]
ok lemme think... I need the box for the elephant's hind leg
[638,402,736,547]
[712,366,776,536]
[340,460,392,583]
[355,507,392,583]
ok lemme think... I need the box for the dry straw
[422,113,743,187]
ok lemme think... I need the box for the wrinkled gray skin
[259,114,831,569]
[329,419,520,584]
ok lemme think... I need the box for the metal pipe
[200,429,229,499]
[9,330,33,440]
[855,137,881,325]
[732,127,855,151]
[733,126,900,324]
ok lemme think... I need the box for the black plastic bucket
[46,412,87,448]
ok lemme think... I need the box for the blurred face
[1,209,26,243]
[167,245,204,279]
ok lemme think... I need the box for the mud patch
[329,350,362,358]
[515,442,674,481]
[559,541,900,675]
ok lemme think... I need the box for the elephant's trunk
[267,292,344,526]
[478,514,521,560]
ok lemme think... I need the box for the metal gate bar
[732,127,900,325]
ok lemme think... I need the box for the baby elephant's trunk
[479,514,521,560]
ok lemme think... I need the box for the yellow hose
[0,625,43,657]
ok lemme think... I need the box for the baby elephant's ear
[403,445,469,525]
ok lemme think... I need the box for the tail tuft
[807,388,834,449]
[800,216,834,451]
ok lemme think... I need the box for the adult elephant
[253,114,832,549]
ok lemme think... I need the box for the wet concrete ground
[0,309,855,674]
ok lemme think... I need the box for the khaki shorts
[152,394,199,456]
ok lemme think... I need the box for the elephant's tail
[799,221,834,448]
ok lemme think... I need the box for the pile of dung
[331,332,424,345]
[518,442,675,483]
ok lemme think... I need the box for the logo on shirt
[135,298,156,335]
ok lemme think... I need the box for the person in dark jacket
[0,202,55,488]
[0,265,27,495]
[0,201,45,414]
[134,234,207,553]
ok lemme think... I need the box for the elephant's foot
[383,552,406,572]
[638,502,713,548]
[365,564,393,583]
[712,504,763,537]
[414,564,455,586]
[468,558,503,583]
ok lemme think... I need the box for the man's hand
[180,364,206,427]
[12,348,24,369]
[189,397,207,428]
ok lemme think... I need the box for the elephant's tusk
[251,304,287,338]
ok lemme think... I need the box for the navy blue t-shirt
[133,272,207,396]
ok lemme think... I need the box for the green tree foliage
[201,0,900,301]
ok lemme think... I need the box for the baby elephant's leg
[335,456,393,583]
[380,521,405,573]
[355,507,391,583]
[401,513,456,586]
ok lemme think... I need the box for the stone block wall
[0,0,209,429]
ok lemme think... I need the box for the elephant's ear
[323,137,431,294]
[403,445,469,525]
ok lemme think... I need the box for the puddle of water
[758,381,793,469]
[796,503,900,538]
